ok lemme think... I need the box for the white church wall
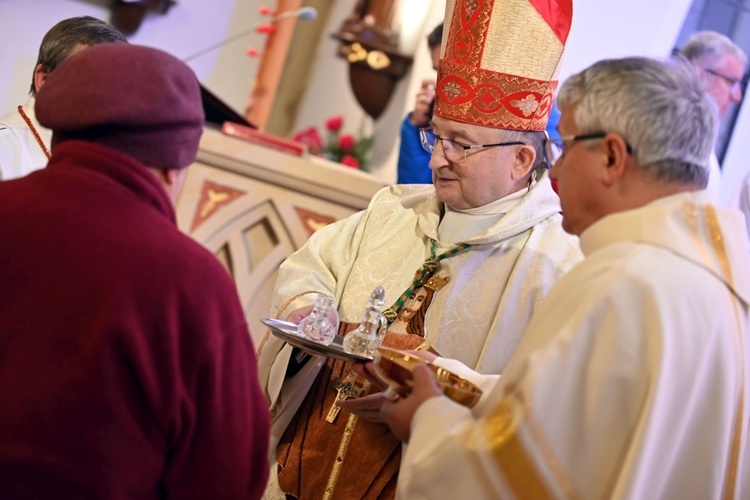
[289,0,447,184]
[293,0,696,183]
[561,0,693,83]
[0,0,262,118]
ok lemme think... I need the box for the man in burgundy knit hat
[0,43,270,498]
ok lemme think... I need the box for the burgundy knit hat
[36,43,204,169]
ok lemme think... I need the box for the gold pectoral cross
[326,370,362,424]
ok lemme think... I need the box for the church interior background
[0,0,748,342]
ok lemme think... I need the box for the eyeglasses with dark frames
[544,133,633,168]
[701,67,747,90]
[420,127,525,163]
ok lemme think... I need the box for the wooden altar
[175,127,386,346]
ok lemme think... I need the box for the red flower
[259,5,274,16]
[325,115,344,132]
[246,47,262,58]
[339,134,355,152]
[293,127,323,151]
[340,155,360,169]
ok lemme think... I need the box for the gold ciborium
[373,347,482,408]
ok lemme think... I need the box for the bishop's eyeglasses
[419,127,525,163]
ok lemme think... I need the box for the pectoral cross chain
[326,371,362,424]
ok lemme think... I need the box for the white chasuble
[256,171,582,453]
[399,192,750,500]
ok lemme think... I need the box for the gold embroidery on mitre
[512,94,541,117]
[436,0,568,131]
[443,80,464,99]
[446,0,491,67]
[435,61,557,130]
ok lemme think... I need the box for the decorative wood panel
[176,128,386,346]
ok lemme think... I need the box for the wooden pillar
[245,0,303,130]
[265,0,335,137]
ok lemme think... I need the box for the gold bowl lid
[373,347,482,408]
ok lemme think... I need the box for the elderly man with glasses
[256,0,583,498]
[376,56,750,500]
[679,31,747,203]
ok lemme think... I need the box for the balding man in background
[679,30,747,204]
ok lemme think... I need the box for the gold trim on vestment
[320,331,432,497]
[523,397,581,499]
[323,380,372,499]
[683,202,745,500]
[703,205,745,500]
[481,397,554,499]
[480,388,580,499]
[704,205,732,286]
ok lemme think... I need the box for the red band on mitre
[434,0,571,131]
[434,61,558,131]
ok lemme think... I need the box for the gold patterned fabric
[435,0,573,130]
[275,322,438,499]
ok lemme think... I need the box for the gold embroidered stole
[276,322,436,499]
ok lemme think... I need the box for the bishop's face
[429,116,523,210]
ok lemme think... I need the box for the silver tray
[261,317,373,363]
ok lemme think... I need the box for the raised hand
[410,78,437,127]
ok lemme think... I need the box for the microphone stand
[183,8,314,62]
